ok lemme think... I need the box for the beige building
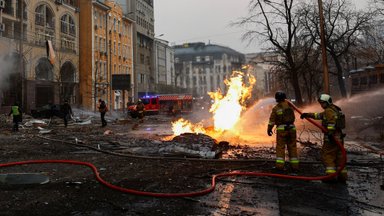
[0,0,79,113]
[79,0,134,111]
[116,0,154,98]
[246,52,281,98]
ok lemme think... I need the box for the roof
[173,42,245,61]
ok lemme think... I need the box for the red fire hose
[0,100,346,198]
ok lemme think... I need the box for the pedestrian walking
[98,99,108,127]
[61,99,73,127]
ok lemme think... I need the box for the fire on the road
[172,71,256,137]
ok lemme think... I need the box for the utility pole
[19,1,25,108]
[318,0,330,94]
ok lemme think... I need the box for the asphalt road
[0,114,383,215]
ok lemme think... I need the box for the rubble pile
[161,133,221,158]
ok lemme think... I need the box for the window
[140,74,145,84]
[95,36,98,50]
[35,58,54,81]
[35,4,55,29]
[140,54,145,64]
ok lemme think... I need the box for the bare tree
[235,0,321,105]
[299,0,373,98]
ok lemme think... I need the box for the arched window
[35,58,54,81]
[60,61,76,101]
[60,14,76,36]
[34,4,55,46]
[35,4,55,29]
[60,61,75,82]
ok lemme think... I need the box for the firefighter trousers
[275,127,299,170]
[321,132,347,181]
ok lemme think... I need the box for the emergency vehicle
[128,94,193,117]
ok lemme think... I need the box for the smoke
[221,88,384,145]
[298,88,384,141]
[0,47,17,92]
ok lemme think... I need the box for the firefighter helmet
[275,91,287,102]
[318,94,332,104]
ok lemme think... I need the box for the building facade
[153,38,176,93]
[0,0,79,113]
[115,0,154,99]
[174,42,245,97]
[245,52,281,98]
[79,0,134,111]
[349,64,384,95]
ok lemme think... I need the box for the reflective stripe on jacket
[11,106,20,116]
[309,105,339,133]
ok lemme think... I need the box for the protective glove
[300,113,310,119]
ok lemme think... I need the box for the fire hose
[0,100,346,198]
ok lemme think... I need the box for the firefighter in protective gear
[136,100,145,121]
[268,91,299,171]
[9,102,23,132]
[300,94,347,183]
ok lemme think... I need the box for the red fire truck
[128,94,193,118]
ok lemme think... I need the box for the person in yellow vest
[267,91,299,172]
[8,101,23,132]
[301,94,347,183]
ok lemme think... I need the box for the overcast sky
[154,0,370,54]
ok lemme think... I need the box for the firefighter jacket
[136,103,145,112]
[306,104,341,135]
[98,101,108,113]
[268,101,295,131]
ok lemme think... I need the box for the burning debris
[171,71,258,142]
[161,133,225,158]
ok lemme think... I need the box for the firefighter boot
[337,170,348,184]
[273,162,285,172]
[290,163,299,174]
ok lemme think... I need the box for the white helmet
[318,94,332,104]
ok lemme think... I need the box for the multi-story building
[0,0,79,113]
[79,0,134,111]
[115,0,154,98]
[173,42,245,97]
[246,52,281,98]
[153,38,176,93]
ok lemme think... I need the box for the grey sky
[154,0,369,54]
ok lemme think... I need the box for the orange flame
[171,118,206,136]
[171,71,256,137]
[208,71,255,132]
